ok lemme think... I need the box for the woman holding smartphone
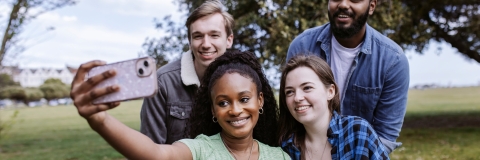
[70,50,289,159]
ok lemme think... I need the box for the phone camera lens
[138,68,144,75]
[144,61,149,67]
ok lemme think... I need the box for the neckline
[219,133,259,160]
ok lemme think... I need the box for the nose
[229,102,243,116]
[294,91,305,103]
[201,36,212,49]
[337,0,349,10]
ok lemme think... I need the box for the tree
[24,87,44,102]
[0,86,25,103]
[0,0,77,65]
[39,78,69,102]
[143,0,480,72]
[0,73,19,88]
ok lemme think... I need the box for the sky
[2,0,480,88]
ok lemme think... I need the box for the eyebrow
[285,82,314,89]
[191,30,222,35]
[214,90,252,100]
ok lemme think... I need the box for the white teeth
[230,118,248,125]
[338,15,349,18]
[200,52,215,56]
[295,106,310,111]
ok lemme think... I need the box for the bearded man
[286,0,409,154]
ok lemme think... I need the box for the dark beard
[328,6,370,39]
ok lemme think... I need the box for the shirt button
[182,112,185,117]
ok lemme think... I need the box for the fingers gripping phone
[87,57,158,104]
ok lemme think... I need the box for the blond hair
[185,0,235,42]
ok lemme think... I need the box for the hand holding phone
[87,57,158,104]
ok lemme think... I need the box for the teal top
[178,133,290,160]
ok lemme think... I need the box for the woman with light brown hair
[278,55,389,160]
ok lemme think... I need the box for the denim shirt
[286,23,409,153]
[281,111,390,160]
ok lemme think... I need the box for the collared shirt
[287,23,409,153]
[281,111,390,160]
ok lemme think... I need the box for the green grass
[0,100,143,160]
[0,87,479,159]
[391,128,480,160]
[405,87,480,116]
[390,86,480,160]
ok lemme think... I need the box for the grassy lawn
[0,100,143,160]
[390,86,480,160]
[1,87,479,159]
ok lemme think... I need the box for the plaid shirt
[281,111,390,160]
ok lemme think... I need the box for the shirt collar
[281,133,296,148]
[180,50,200,87]
[328,111,341,138]
[318,23,373,55]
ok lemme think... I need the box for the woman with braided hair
[69,49,289,159]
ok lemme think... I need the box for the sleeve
[372,52,409,153]
[286,34,305,61]
[355,120,390,160]
[177,138,201,160]
[140,76,168,144]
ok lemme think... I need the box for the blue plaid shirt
[281,111,389,160]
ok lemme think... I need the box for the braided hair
[188,49,279,146]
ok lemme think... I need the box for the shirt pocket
[351,84,381,113]
[167,102,192,142]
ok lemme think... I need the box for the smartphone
[87,57,158,104]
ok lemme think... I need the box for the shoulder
[291,24,329,44]
[258,140,291,159]
[338,115,374,134]
[367,25,404,55]
[177,134,221,152]
[156,59,181,76]
[288,24,330,59]
[365,25,408,71]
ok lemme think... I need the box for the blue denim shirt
[287,23,409,153]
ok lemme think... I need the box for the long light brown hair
[277,55,340,159]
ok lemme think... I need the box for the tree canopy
[143,0,480,70]
[39,78,70,101]
[0,73,19,88]
[0,0,76,65]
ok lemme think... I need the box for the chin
[294,116,316,125]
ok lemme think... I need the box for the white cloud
[62,16,77,22]
[36,12,78,23]
[13,1,168,68]
[97,0,182,17]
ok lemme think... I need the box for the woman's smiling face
[210,72,263,139]
[284,67,335,125]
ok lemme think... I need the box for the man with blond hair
[140,0,235,144]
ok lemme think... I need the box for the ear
[327,84,335,101]
[258,92,264,109]
[211,105,216,117]
[369,0,377,15]
[226,34,234,48]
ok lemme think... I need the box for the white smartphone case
[87,57,158,104]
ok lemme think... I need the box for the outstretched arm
[70,60,192,160]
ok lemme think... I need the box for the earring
[212,116,218,123]
[259,108,264,114]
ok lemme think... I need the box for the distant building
[0,66,77,87]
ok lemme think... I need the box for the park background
[1,0,480,159]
